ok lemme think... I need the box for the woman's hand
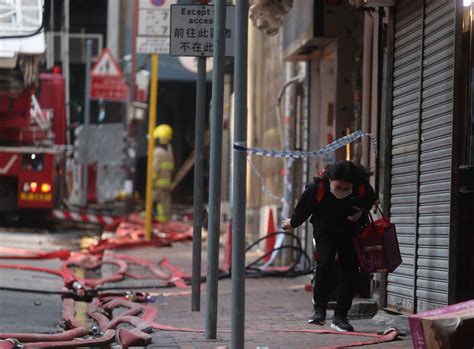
[281,218,292,231]
[347,206,362,221]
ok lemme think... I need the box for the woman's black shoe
[307,307,326,325]
[330,316,354,332]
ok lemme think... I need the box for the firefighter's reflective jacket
[152,144,175,190]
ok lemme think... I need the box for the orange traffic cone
[263,208,276,262]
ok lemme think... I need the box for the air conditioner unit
[282,0,356,60]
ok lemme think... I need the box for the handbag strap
[373,202,386,219]
[368,211,375,225]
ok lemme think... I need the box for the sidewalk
[101,241,413,349]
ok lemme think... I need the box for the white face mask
[330,186,353,200]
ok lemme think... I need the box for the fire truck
[0,1,67,214]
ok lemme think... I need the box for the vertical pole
[361,13,373,168]
[62,0,70,145]
[192,57,207,312]
[205,0,226,340]
[145,54,159,240]
[47,0,55,70]
[231,0,248,348]
[82,40,92,207]
[131,0,138,108]
[107,0,120,59]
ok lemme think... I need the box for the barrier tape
[233,130,377,159]
[246,157,283,201]
[239,131,377,202]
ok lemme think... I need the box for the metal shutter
[388,0,454,313]
[388,0,423,313]
[417,0,454,312]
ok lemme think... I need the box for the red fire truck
[0,1,68,214]
[0,72,67,213]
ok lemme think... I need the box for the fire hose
[0,229,404,348]
[0,297,157,348]
[0,260,403,348]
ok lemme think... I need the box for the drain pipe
[260,63,305,269]
[361,12,373,168]
[281,63,302,266]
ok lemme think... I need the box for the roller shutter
[387,0,455,313]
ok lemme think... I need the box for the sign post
[231,2,249,347]
[137,0,175,241]
[82,46,129,208]
[82,40,93,207]
[144,54,159,241]
[170,3,235,322]
[190,55,206,313]
[170,4,234,314]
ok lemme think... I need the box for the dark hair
[322,161,372,184]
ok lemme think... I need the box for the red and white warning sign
[90,48,129,102]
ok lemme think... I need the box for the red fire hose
[23,330,116,349]
[0,247,70,260]
[0,263,78,289]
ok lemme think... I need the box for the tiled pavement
[102,241,412,349]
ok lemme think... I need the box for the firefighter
[152,124,175,223]
[282,161,376,332]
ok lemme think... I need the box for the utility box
[282,0,356,60]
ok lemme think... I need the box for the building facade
[253,0,473,312]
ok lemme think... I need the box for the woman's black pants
[313,230,359,317]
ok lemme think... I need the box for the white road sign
[137,0,176,54]
[170,5,235,57]
[137,37,170,55]
[138,9,171,36]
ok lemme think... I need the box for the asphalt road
[0,223,98,335]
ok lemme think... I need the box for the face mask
[330,187,352,200]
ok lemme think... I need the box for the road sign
[170,5,235,57]
[90,48,128,102]
[137,0,176,54]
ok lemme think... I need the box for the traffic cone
[263,208,276,262]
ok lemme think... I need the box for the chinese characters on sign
[170,5,235,57]
[137,0,177,54]
[90,48,129,102]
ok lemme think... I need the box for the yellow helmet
[153,124,173,144]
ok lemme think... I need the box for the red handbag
[353,208,402,273]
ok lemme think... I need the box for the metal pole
[82,40,92,207]
[145,53,159,240]
[192,56,207,312]
[47,0,54,70]
[231,0,248,347]
[107,0,120,59]
[62,0,70,145]
[131,0,138,107]
[205,0,226,340]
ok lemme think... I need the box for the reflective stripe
[155,203,169,222]
[160,161,175,170]
[154,178,171,187]
[155,215,170,222]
